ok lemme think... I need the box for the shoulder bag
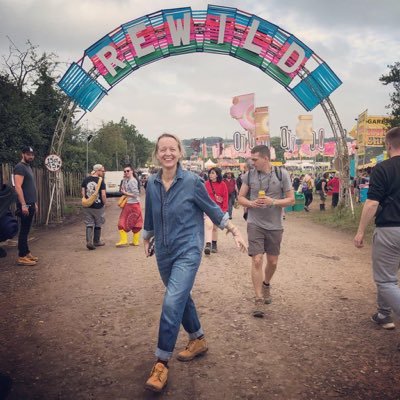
[82,177,103,208]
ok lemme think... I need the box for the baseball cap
[21,146,34,154]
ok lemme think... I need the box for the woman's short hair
[152,133,185,165]
[208,167,223,183]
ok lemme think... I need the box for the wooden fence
[1,163,83,226]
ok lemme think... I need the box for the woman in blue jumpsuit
[143,133,247,392]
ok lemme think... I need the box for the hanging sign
[45,154,62,172]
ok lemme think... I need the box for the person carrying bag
[81,165,107,250]
[82,177,103,207]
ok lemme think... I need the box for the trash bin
[284,205,294,213]
[359,185,369,203]
[293,192,305,211]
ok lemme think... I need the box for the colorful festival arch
[49,5,350,222]
[58,5,342,112]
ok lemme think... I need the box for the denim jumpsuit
[143,165,229,360]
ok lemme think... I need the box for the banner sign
[296,115,313,145]
[356,109,368,155]
[230,93,255,133]
[254,106,270,146]
[58,5,341,112]
[365,115,388,147]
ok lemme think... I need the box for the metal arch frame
[47,6,351,222]
[297,66,350,208]
[47,67,101,224]
[46,99,77,225]
[319,97,350,207]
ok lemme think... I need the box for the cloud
[0,0,399,142]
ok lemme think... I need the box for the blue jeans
[155,248,204,360]
[228,192,236,218]
[17,203,35,257]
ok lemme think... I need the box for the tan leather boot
[177,337,208,361]
[144,362,168,392]
[26,253,39,262]
[17,256,37,266]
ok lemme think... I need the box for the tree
[90,118,153,170]
[2,38,58,96]
[271,136,285,162]
[0,73,42,163]
[380,62,400,128]
[0,40,63,164]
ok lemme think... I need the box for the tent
[204,159,217,169]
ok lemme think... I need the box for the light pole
[86,134,93,175]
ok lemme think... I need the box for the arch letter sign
[58,5,341,113]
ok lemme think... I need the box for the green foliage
[90,118,153,170]
[0,41,64,165]
[271,136,284,161]
[0,41,153,172]
[380,62,400,127]
[0,73,43,163]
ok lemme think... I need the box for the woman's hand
[233,231,248,253]
[144,239,150,256]
[225,221,248,253]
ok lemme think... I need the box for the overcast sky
[1,0,399,142]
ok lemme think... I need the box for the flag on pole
[254,106,270,146]
[202,142,207,158]
[230,93,255,134]
[296,115,313,144]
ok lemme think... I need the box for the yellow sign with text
[365,115,390,147]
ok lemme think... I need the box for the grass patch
[310,202,375,243]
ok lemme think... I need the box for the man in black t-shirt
[81,164,107,250]
[354,126,400,336]
[14,146,39,266]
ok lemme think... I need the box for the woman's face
[123,168,132,178]
[156,136,181,169]
[209,170,217,181]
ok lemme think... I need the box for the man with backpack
[238,145,295,318]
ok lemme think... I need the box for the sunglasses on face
[124,170,131,173]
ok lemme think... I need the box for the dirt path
[1,198,399,400]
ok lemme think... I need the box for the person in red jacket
[204,167,228,254]
[223,170,238,219]
[327,173,340,208]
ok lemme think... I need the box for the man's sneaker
[371,313,395,330]
[177,337,208,361]
[253,298,265,318]
[17,256,37,266]
[211,242,217,253]
[262,283,272,304]
[204,242,211,255]
[144,362,168,392]
[26,253,39,262]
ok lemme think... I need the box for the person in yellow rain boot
[115,229,129,247]
[116,166,143,248]
[131,230,141,246]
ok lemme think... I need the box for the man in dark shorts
[354,126,400,336]
[81,164,107,250]
[14,146,39,266]
[238,145,295,317]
